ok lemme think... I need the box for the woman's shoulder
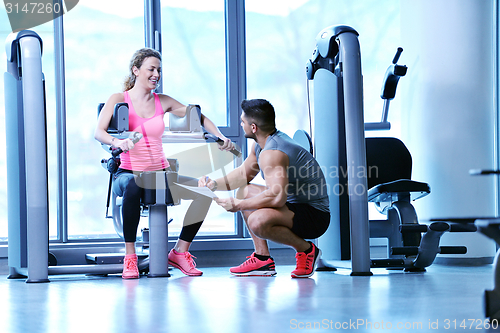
[156,93,175,103]
[157,93,184,112]
[107,92,126,103]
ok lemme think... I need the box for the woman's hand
[114,138,135,153]
[218,137,235,152]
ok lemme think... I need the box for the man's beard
[244,132,257,141]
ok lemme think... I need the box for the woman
[95,48,233,279]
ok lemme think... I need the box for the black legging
[113,168,212,243]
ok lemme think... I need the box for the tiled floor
[0,261,498,333]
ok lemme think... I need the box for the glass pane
[245,0,401,139]
[64,0,143,240]
[160,1,236,236]
[148,142,238,237]
[0,4,56,241]
[0,3,11,241]
[161,0,227,126]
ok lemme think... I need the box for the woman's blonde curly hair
[123,48,161,91]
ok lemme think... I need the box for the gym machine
[306,25,371,275]
[5,30,50,283]
[4,30,240,282]
[445,168,500,319]
[306,25,472,275]
[4,30,170,280]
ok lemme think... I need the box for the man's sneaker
[168,249,203,276]
[291,243,322,278]
[122,254,139,279]
[230,253,277,276]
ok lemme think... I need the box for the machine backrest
[365,137,412,189]
[98,102,129,133]
[169,104,202,132]
[292,130,314,155]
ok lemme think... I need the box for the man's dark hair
[241,99,276,133]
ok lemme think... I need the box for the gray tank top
[255,130,329,212]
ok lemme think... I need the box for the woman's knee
[124,178,142,198]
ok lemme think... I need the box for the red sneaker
[168,249,203,276]
[291,243,321,278]
[230,253,277,276]
[122,254,139,279]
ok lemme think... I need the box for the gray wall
[401,0,496,258]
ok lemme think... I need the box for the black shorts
[285,202,330,239]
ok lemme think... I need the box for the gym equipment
[307,25,371,275]
[5,30,50,283]
[4,30,241,282]
[307,25,470,274]
[4,30,167,280]
[366,138,474,271]
[441,170,500,319]
[96,104,187,278]
[474,218,500,319]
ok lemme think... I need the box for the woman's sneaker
[230,253,277,276]
[168,249,203,276]
[291,242,321,278]
[122,254,139,279]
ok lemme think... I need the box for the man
[201,99,330,278]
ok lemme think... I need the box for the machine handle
[392,47,403,64]
[111,132,143,157]
[204,133,242,157]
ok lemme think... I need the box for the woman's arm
[159,94,234,150]
[94,93,135,153]
[201,113,234,150]
[159,94,186,117]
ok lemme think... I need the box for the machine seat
[368,179,430,203]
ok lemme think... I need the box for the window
[161,1,237,237]
[245,0,402,224]
[63,0,144,239]
[245,0,402,138]
[161,1,227,126]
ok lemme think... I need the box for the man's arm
[209,142,261,191]
[216,149,289,212]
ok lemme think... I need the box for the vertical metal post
[337,32,372,276]
[5,32,29,279]
[19,36,50,283]
[53,4,69,242]
[313,69,343,261]
[224,0,246,138]
[225,0,247,236]
[148,172,170,278]
[144,0,162,93]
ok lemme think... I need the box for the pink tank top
[119,91,169,171]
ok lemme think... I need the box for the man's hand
[214,197,241,212]
[198,176,217,191]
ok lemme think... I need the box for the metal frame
[54,0,68,243]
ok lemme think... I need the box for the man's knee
[235,186,248,200]
[247,213,271,237]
